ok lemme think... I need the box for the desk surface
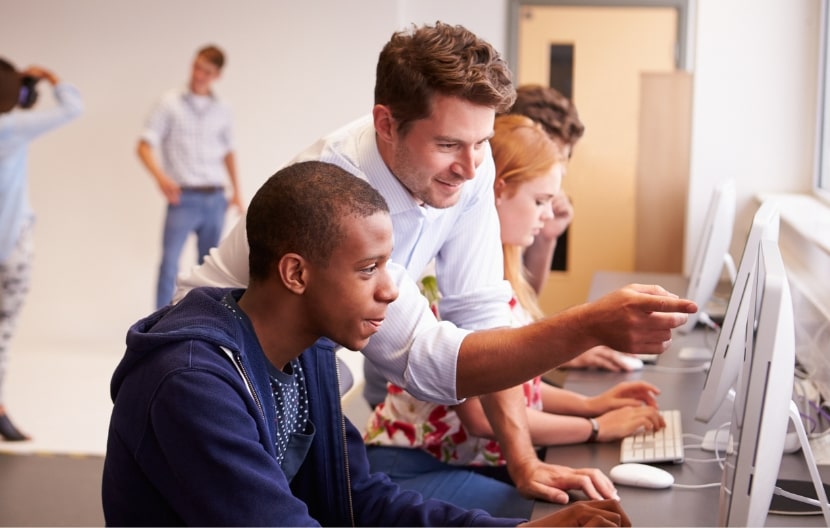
[530,271,830,527]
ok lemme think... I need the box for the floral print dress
[363,277,542,467]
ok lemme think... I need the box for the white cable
[710,422,731,470]
[681,456,724,463]
[672,482,722,489]
[773,486,826,508]
[646,364,710,374]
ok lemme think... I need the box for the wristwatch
[587,417,600,443]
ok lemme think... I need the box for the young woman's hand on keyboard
[586,380,661,414]
[595,406,666,442]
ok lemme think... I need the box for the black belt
[181,186,224,193]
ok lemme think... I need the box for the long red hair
[491,114,564,320]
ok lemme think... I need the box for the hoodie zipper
[335,356,355,527]
[221,346,265,419]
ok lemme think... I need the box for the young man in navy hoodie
[101,160,630,526]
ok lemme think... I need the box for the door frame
[506,0,694,76]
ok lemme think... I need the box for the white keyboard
[620,409,685,464]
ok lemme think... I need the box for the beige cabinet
[635,72,693,273]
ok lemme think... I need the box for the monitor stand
[768,401,830,524]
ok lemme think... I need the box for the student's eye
[438,143,456,150]
[361,264,379,275]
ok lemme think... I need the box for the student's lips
[366,318,385,331]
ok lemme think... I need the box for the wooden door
[515,4,679,313]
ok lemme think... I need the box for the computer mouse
[783,431,801,454]
[618,355,644,371]
[609,463,674,489]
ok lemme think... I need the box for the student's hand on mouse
[583,284,697,355]
[558,346,635,371]
[519,499,632,527]
[594,406,666,442]
[588,381,661,413]
[509,457,619,505]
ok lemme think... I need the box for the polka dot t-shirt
[266,358,310,464]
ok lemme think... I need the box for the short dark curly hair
[507,84,585,149]
[246,161,390,282]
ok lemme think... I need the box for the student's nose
[377,270,399,304]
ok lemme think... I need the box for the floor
[0,341,116,526]
[0,339,371,526]
[2,342,118,457]
[0,452,105,526]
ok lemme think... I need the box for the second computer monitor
[678,179,737,334]
[695,200,780,423]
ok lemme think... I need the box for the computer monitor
[695,200,780,423]
[718,238,795,527]
[678,179,737,333]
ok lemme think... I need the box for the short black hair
[246,161,390,282]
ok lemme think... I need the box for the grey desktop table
[530,271,830,527]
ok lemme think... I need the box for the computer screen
[719,238,795,527]
[678,179,737,334]
[695,200,780,423]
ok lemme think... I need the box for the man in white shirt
[176,22,696,508]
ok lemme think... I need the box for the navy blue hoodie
[102,287,523,526]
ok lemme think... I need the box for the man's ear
[278,253,307,294]
[372,104,395,144]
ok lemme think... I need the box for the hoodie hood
[112,287,246,400]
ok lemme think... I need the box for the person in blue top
[0,58,83,441]
[101,160,631,527]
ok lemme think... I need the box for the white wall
[0,0,821,353]
[0,0,510,352]
[686,0,820,273]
